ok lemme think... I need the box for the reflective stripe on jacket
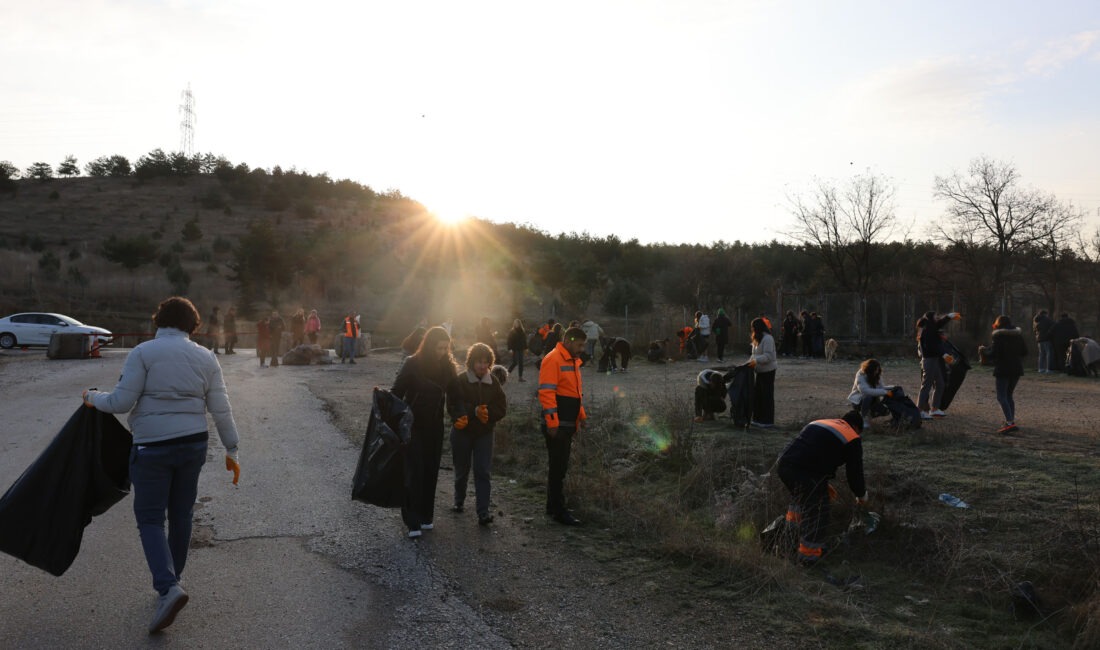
[778,418,865,497]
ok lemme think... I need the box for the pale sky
[3,1,1099,245]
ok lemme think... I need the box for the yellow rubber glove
[455,415,469,430]
[475,404,489,424]
[943,354,955,365]
[748,358,757,368]
[885,390,894,398]
[225,455,240,485]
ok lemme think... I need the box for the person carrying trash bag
[391,326,458,539]
[916,310,961,420]
[775,410,867,565]
[83,296,241,634]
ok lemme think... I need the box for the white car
[0,312,113,349]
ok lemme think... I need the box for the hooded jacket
[984,327,1027,378]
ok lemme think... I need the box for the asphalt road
[0,349,510,649]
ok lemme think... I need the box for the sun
[431,207,469,226]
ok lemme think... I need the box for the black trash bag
[1066,343,1088,377]
[0,406,132,576]
[351,388,413,508]
[726,364,755,429]
[940,340,970,411]
[883,386,922,429]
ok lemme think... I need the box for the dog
[598,336,631,373]
[824,338,838,363]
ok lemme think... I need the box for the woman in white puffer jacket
[847,358,891,430]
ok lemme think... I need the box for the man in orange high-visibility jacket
[776,411,867,564]
[342,312,360,364]
[538,326,587,525]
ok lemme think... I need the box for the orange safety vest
[811,418,861,444]
[344,317,359,338]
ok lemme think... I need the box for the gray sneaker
[149,584,188,633]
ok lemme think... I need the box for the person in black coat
[979,315,1028,434]
[392,326,458,538]
[781,310,799,357]
[506,319,528,382]
[712,309,733,362]
[1048,313,1079,373]
[799,311,812,358]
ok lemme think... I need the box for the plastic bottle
[938,493,969,508]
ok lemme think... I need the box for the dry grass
[491,362,1100,648]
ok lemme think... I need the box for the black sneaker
[451,504,464,513]
[478,513,494,526]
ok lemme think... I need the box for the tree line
[3,150,1097,341]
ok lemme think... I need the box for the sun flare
[431,208,469,226]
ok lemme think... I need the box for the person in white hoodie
[83,296,240,634]
[695,311,711,362]
[847,358,892,430]
[747,317,777,428]
[580,318,605,359]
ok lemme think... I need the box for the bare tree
[932,157,1074,313]
[787,172,899,341]
[1022,200,1086,314]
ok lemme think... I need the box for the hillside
[1,169,1098,353]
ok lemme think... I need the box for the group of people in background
[1032,310,1079,374]
[199,305,329,367]
[776,310,826,358]
[698,304,1089,441]
[202,305,238,355]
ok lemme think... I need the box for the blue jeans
[995,375,1020,422]
[451,429,494,517]
[129,440,208,595]
[1037,341,1052,372]
[342,336,356,361]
